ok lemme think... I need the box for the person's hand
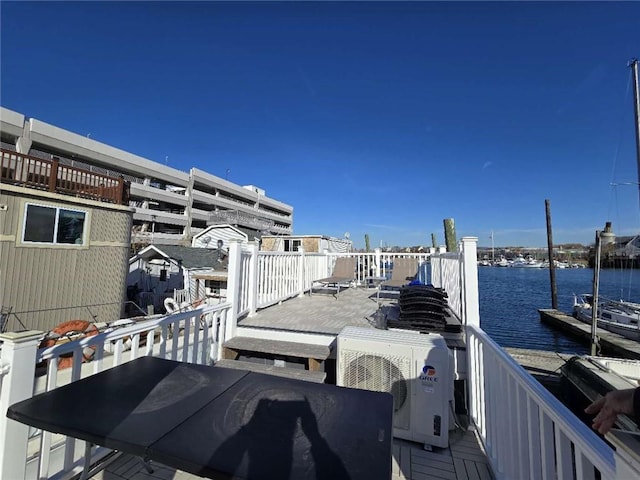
[584,388,636,434]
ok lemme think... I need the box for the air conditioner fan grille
[341,352,411,412]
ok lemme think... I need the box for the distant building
[612,235,640,259]
[1,107,293,248]
[261,235,352,253]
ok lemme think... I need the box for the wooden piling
[545,199,558,309]
[443,218,456,252]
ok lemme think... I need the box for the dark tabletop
[7,356,393,480]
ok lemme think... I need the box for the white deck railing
[465,324,640,479]
[0,303,231,480]
[430,251,463,319]
[225,241,434,325]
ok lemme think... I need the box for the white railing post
[0,330,44,480]
[247,240,260,316]
[297,246,306,297]
[461,237,480,327]
[225,240,242,340]
[322,249,330,277]
[374,248,381,277]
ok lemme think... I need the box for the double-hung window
[22,203,87,246]
[284,239,301,252]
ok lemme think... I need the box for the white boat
[573,294,640,341]
[494,256,510,267]
[509,254,543,268]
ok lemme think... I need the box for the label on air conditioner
[419,364,439,384]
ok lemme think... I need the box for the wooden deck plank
[464,459,481,480]
[412,470,453,480]
[453,457,469,480]
[111,455,139,477]
[214,359,326,383]
[411,448,453,462]
[223,336,331,360]
[411,454,456,471]
[412,461,458,479]
[450,444,488,457]
[392,442,401,476]
[400,442,412,479]
[450,451,489,464]
[475,462,493,480]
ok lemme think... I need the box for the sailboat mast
[631,58,640,203]
[491,230,494,263]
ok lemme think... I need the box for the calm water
[478,266,640,354]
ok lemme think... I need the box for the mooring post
[545,199,558,309]
[443,218,456,252]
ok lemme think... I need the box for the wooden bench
[215,359,327,383]
[222,336,332,372]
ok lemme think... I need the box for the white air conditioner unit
[337,326,454,448]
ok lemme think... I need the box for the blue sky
[2,1,639,249]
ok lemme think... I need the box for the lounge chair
[312,257,356,298]
[381,258,419,289]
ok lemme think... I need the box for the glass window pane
[24,205,56,242]
[56,209,86,244]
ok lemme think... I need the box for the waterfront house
[128,244,229,313]
[261,234,353,253]
[612,235,640,260]
[191,224,255,248]
[0,151,133,333]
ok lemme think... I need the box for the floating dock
[538,309,640,360]
[504,347,574,394]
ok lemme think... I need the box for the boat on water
[494,256,510,267]
[509,254,543,268]
[573,294,640,341]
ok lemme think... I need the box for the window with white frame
[22,203,87,245]
[284,239,301,252]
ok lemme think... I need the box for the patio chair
[381,258,419,289]
[312,257,356,298]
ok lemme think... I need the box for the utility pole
[490,231,495,264]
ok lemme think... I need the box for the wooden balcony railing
[0,149,129,205]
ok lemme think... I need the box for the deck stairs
[217,335,333,383]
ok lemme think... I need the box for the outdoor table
[7,356,393,480]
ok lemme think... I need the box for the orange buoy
[40,320,99,369]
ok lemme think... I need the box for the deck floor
[238,285,464,348]
[239,285,395,334]
[95,428,493,480]
[91,286,491,479]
